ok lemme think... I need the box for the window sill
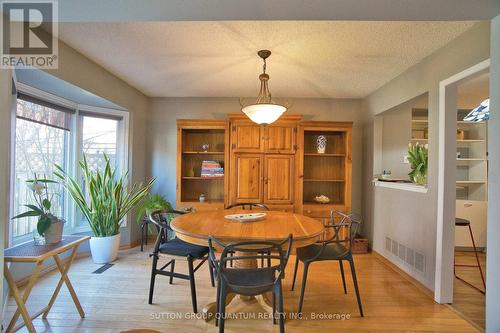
[373,179,428,193]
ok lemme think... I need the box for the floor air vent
[93,263,114,274]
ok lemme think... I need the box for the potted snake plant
[54,154,154,263]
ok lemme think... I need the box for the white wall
[486,14,500,333]
[147,97,366,214]
[362,22,490,290]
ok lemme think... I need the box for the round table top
[171,210,325,249]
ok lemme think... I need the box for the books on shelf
[201,160,224,178]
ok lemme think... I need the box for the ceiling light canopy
[241,50,287,125]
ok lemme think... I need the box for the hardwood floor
[451,250,486,331]
[4,246,480,333]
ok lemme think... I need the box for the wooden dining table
[170,210,324,320]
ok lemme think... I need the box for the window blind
[79,110,123,121]
[17,92,75,131]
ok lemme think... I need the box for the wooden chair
[291,210,364,317]
[208,235,293,333]
[148,209,214,313]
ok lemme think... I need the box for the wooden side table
[4,235,90,333]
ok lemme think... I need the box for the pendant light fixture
[241,50,287,125]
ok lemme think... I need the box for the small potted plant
[54,154,154,264]
[407,142,428,185]
[136,193,173,225]
[12,175,65,245]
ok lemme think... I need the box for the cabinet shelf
[304,153,345,157]
[183,151,225,155]
[304,179,345,182]
[456,180,487,184]
[182,177,224,180]
[456,158,487,161]
[303,201,344,205]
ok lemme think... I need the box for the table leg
[202,251,274,322]
[4,261,44,333]
[43,246,84,318]
[202,292,236,322]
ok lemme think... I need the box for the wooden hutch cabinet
[176,116,352,216]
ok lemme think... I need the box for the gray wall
[44,39,150,246]
[147,97,365,214]
[362,22,490,290]
[486,14,500,333]
[0,68,12,323]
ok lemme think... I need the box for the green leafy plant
[135,193,173,225]
[12,174,59,236]
[54,154,155,237]
[407,142,428,185]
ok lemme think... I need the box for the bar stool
[454,217,486,294]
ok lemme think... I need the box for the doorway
[435,60,490,331]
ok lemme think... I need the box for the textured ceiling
[58,21,477,98]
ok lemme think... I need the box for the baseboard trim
[119,239,142,250]
[372,250,435,300]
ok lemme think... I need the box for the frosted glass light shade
[241,104,287,125]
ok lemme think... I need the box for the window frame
[9,82,130,246]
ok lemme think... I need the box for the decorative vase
[33,218,65,245]
[89,233,121,264]
[316,135,327,154]
[44,219,65,244]
[201,143,209,152]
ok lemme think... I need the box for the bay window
[10,85,129,245]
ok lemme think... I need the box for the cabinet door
[232,154,263,203]
[232,123,262,152]
[455,200,487,247]
[264,125,295,153]
[264,155,294,204]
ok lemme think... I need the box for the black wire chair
[226,203,271,267]
[208,235,293,333]
[291,210,364,317]
[148,209,214,313]
[226,203,270,211]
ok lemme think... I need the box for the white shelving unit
[455,110,488,248]
[410,108,488,248]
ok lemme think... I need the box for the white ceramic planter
[89,233,121,264]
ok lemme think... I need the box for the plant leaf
[42,199,51,210]
[37,215,52,236]
[12,210,41,219]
